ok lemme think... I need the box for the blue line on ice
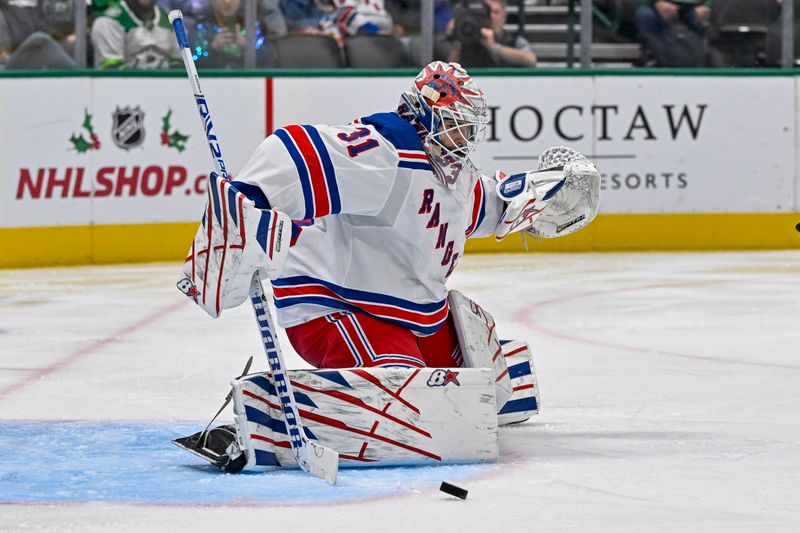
[0,422,493,505]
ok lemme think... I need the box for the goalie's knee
[448,290,512,407]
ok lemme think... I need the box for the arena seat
[267,35,344,68]
[711,0,782,67]
[345,35,415,69]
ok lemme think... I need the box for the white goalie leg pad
[497,340,540,426]
[176,172,292,318]
[448,290,512,408]
[230,367,498,470]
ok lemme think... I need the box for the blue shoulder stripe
[274,128,314,219]
[303,125,341,215]
[399,161,432,171]
[272,275,446,313]
[359,112,424,152]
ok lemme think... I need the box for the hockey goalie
[174,61,600,477]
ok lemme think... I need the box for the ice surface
[1,252,799,532]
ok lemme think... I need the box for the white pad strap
[177,172,292,318]
[447,290,512,408]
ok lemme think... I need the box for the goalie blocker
[176,172,292,318]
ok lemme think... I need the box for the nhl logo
[111,106,145,150]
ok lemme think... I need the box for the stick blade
[299,441,339,485]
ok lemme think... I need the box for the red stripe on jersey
[397,151,428,160]
[273,283,449,327]
[466,179,484,237]
[285,124,331,217]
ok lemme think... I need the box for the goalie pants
[285,311,463,369]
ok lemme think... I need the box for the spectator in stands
[319,0,393,40]
[446,0,537,68]
[384,0,453,36]
[258,0,288,38]
[280,0,324,33]
[0,0,77,68]
[191,0,271,67]
[91,0,181,69]
[634,0,711,67]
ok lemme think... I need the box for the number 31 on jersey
[337,127,379,158]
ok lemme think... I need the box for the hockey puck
[440,481,468,500]
[796,222,800,233]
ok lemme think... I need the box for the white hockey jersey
[235,112,504,335]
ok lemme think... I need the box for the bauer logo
[427,369,460,387]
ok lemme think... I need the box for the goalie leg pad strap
[447,290,512,408]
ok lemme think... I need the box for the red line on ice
[516,280,800,371]
[0,300,186,401]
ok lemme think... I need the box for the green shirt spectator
[91,0,181,69]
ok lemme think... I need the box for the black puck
[440,481,468,500]
[796,222,800,233]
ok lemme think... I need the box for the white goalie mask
[398,61,488,189]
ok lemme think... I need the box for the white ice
[1,251,799,532]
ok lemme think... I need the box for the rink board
[1,71,799,267]
[2,212,798,268]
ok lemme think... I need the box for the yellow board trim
[2,213,799,269]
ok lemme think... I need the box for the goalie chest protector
[235,112,502,335]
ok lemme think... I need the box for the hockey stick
[168,10,339,484]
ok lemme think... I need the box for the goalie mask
[398,61,488,189]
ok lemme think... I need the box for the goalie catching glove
[177,172,292,318]
[494,146,600,240]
